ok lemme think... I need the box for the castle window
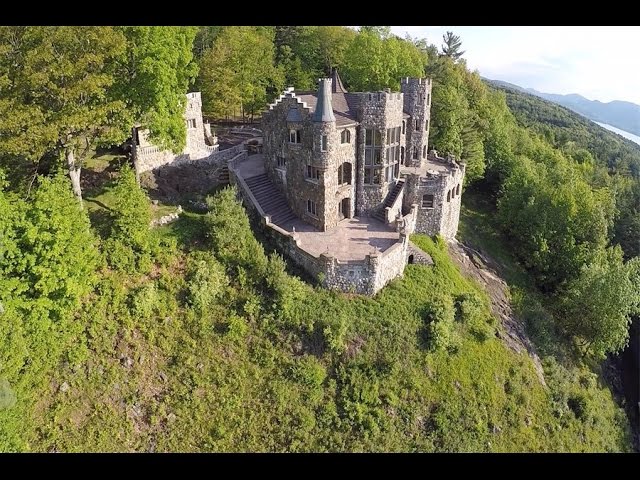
[277,156,286,168]
[415,118,420,130]
[425,119,429,132]
[341,129,351,144]
[401,147,405,163]
[306,199,317,216]
[338,162,352,185]
[447,190,451,202]
[187,118,196,129]
[427,93,430,105]
[423,146,427,158]
[422,194,434,208]
[456,183,460,196]
[321,135,328,152]
[289,129,301,144]
[402,121,406,135]
[418,93,424,104]
[394,162,400,178]
[364,128,382,184]
[306,164,321,181]
[413,147,418,160]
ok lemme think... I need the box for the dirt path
[447,239,546,386]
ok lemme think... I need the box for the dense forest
[0,26,638,452]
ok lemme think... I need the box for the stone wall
[401,78,432,169]
[232,159,410,296]
[402,153,466,239]
[139,146,245,200]
[132,92,219,174]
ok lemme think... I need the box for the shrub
[422,294,458,352]
[455,292,495,342]
[186,252,228,313]
[131,283,158,321]
[107,165,154,272]
[291,356,327,388]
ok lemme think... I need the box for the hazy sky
[390,26,640,105]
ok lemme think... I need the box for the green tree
[341,28,424,91]
[0,26,127,203]
[441,31,465,61]
[114,26,199,154]
[199,27,281,121]
[106,165,153,271]
[560,247,640,358]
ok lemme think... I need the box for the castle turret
[401,77,432,168]
[313,78,336,123]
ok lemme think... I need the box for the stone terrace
[234,154,400,262]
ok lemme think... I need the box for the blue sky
[390,26,640,105]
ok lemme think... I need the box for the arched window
[338,162,352,185]
[456,183,460,196]
[415,118,420,130]
[402,121,406,135]
[413,147,418,160]
[425,119,429,132]
[422,145,427,158]
[447,190,451,202]
[400,146,405,163]
[341,129,351,144]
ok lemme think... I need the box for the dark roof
[331,68,348,94]
[297,90,359,126]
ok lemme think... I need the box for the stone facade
[132,92,219,174]
[261,72,463,237]
[245,71,466,295]
[401,151,465,240]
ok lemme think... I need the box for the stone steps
[374,180,405,223]
[218,165,230,184]
[243,173,298,228]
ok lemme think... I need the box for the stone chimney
[313,78,336,123]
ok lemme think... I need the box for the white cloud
[390,26,640,104]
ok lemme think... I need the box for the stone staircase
[243,173,297,227]
[218,164,230,184]
[374,180,404,223]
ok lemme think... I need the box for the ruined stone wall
[356,91,406,216]
[401,78,432,168]
[139,145,244,199]
[132,92,219,174]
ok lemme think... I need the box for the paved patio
[234,154,400,261]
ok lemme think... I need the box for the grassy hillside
[1,185,629,452]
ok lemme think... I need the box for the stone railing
[384,181,405,224]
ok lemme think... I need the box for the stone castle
[134,71,465,296]
[261,69,465,239]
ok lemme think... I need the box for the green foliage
[559,246,640,358]
[0,26,128,199]
[340,27,426,92]
[186,251,229,313]
[199,27,281,120]
[114,26,199,153]
[0,378,16,410]
[456,292,495,342]
[441,31,465,60]
[422,293,458,352]
[106,165,153,272]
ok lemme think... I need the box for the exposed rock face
[447,239,546,386]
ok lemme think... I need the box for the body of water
[595,121,640,146]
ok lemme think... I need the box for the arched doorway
[339,197,351,220]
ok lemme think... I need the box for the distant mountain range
[486,79,640,137]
